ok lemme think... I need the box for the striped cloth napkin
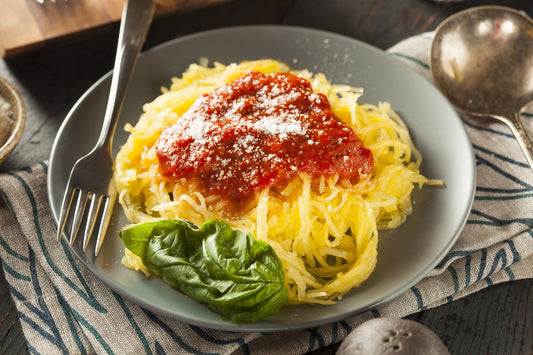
[1,32,532,354]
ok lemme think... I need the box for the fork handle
[97,0,155,152]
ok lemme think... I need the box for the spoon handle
[500,113,533,170]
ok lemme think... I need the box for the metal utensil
[56,0,155,255]
[430,6,533,169]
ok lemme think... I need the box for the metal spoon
[430,6,533,169]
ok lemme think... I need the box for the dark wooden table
[1,0,532,354]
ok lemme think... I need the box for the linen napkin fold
[1,33,532,355]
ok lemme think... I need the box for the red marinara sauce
[156,71,373,201]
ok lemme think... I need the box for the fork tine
[56,185,76,242]
[69,187,88,244]
[94,194,114,256]
[83,192,102,251]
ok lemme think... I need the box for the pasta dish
[114,59,439,305]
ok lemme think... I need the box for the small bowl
[0,75,25,165]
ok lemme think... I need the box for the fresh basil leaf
[119,219,288,324]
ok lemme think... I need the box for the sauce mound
[156,71,373,200]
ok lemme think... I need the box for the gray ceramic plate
[48,26,475,332]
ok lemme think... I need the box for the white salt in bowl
[0,76,25,165]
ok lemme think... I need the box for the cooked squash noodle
[114,59,438,304]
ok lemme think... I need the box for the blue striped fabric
[0,33,532,354]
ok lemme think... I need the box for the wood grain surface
[0,0,231,57]
[0,0,532,354]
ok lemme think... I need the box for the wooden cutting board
[0,0,229,58]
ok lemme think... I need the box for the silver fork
[56,0,155,255]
